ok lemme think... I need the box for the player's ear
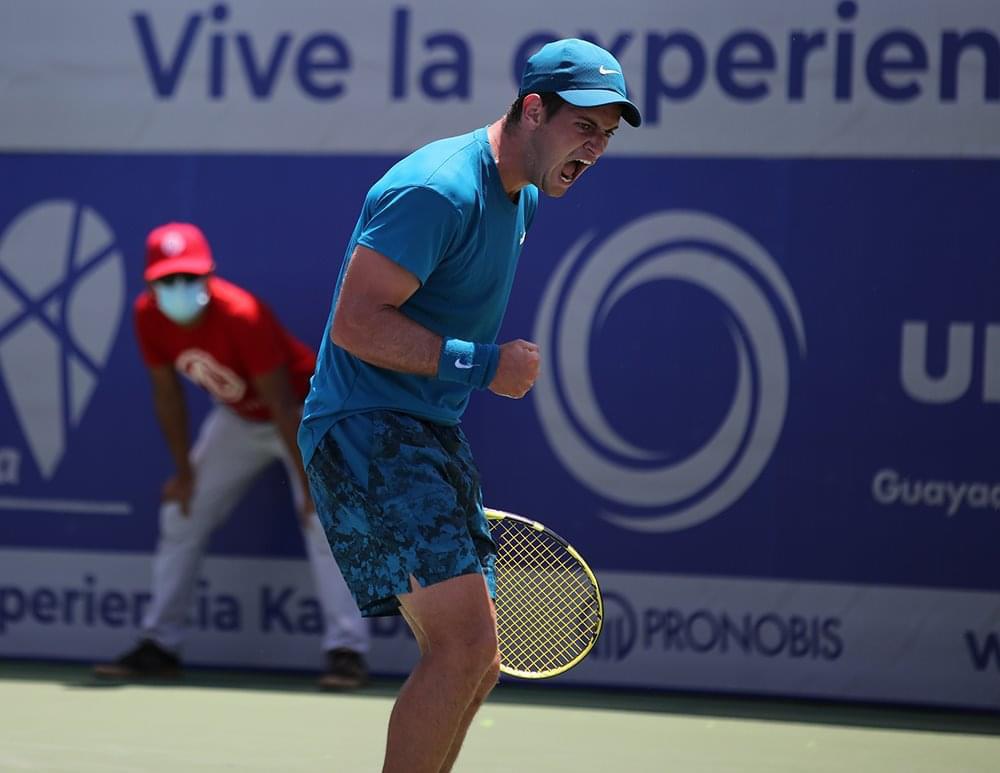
[521,93,544,129]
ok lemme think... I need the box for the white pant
[141,406,368,654]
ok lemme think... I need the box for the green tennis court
[1,661,997,772]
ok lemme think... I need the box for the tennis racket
[485,507,603,679]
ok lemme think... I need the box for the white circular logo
[160,231,186,256]
[533,210,806,533]
[175,348,246,403]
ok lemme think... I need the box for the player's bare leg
[438,652,500,773]
[400,601,500,773]
[382,573,498,773]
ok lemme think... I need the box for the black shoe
[93,639,182,680]
[317,648,369,690]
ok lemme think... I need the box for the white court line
[0,497,131,515]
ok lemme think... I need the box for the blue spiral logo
[533,210,806,533]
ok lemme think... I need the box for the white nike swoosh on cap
[599,66,621,76]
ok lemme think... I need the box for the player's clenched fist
[489,339,540,398]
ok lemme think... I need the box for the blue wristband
[438,337,500,390]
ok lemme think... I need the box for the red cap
[144,222,215,282]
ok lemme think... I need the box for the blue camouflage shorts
[306,410,496,617]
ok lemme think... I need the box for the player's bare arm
[333,245,541,396]
[331,245,439,374]
[147,364,195,514]
[253,365,314,522]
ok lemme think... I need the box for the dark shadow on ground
[2,658,997,737]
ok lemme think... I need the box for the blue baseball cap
[519,38,642,127]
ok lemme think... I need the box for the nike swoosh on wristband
[455,358,475,369]
[599,65,620,75]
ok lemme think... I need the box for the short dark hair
[504,92,567,128]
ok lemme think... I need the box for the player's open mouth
[560,158,592,184]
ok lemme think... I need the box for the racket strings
[499,550,586,664]
[489,519,601,675]
[499,554,594,670]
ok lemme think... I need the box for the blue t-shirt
[299,126,538,466]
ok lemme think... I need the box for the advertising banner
[1,1,998,709]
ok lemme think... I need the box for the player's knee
[436,626,497,678]
[475,637,502,684]
[470,632,500,672]
[483,651,501,688]
[468,653,501,706]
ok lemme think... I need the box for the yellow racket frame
[485,508,604,679]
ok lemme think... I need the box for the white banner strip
[0,498,132,515]
[1,0,999,157]
[0,549,996,709]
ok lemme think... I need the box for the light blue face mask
[153,277,210,324]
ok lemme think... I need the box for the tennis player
[299,39,641,773]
